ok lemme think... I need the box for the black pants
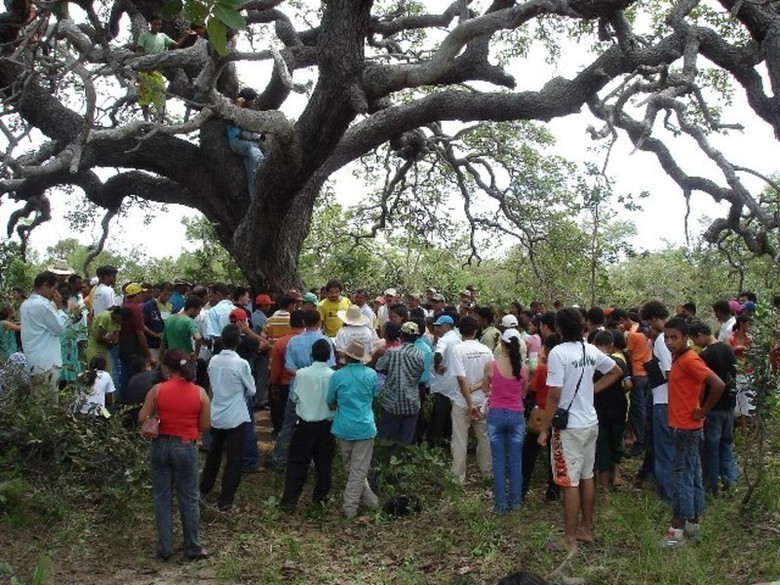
[200,423,247,508]
[426,393,452,449]
[269,384,290,434]
[280,419,335,509]
[522,431,558,498]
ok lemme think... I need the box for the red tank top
[157,378,202,440]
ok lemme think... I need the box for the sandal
[186,548,209,561]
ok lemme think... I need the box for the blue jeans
[243,397,259,469]
[229,138,264,195]
[702,410,739,494]
[150,436,201,558]
[271,396,297,468]
[653,403,673,504]
[377,410,418,444]
[487,409,524,513]
[628,376,649,446]
[671,428,705,520]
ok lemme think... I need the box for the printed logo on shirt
[570,355,596,368]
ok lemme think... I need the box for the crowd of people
[4,262,772,561]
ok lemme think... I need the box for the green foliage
[0,556,50,585]
[0,386,148,516]
[0,240,36,291]
[371,440,457,499]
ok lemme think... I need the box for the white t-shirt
[79,370,115,415]
[718,317,736,343]
[430,329,462,400]
[546,341,616,428]
[651,334,672,405]
[91,284,116,317]
[450,339,493,408]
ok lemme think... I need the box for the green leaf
[184,1,209,25]
[216,0,242,9]
[213,4,246,29]
[207,18,228,56]
[161,0,183,19]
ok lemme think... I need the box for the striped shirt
[375,343,425,415]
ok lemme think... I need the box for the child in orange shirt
[662,318,725,549]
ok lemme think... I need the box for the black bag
[644,355,666,389]
[382,495,422,517]
[551,408,569,430]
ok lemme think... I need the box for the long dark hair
[82,355,107,387]
[502,336,523,379]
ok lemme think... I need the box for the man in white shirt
[376,288,397,330]
[638,300,674,504]
[450,315,494,484]
[20,271,74,402]
[91,265,118,319]
[712,300,736,343]
[428,314,461,448]
[537,308,621,552]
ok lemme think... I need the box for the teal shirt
[0,326,17,363]
[414,337,433,386]
[327,363,378,441]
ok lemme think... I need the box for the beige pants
[451,403,492,484]
[29,367,60,404]
[339,438,379,517]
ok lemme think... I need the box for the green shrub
[0,383,147,515]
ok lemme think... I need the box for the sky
[1,5,776,265]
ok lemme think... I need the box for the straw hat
[342,340,370,362]
[337,304,369,327]
[49,259,74,276]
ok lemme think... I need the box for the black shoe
[545,488,560,502]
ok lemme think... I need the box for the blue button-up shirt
[285,330,335,390]
[20,293,70,375]
[207,349,255,429]
[206,299,234,339]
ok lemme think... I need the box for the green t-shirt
[162,314,198,352]
[86,310,120,361]
[137,30,174,55]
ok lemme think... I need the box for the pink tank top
[489,361,526,412]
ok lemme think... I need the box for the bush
[0,383,147,515]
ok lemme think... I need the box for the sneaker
[661,527,686,549]
[684,521,700,541]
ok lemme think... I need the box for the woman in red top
[522,334,561,501]
[139,349,210,561]
[730,314,756,420]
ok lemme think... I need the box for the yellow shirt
[318,297,350,338]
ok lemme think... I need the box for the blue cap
[433,315,454,326]
[742,301,757,312]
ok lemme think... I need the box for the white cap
[383,288,397,296]
[501,328,522,343]
[501,314,519,328]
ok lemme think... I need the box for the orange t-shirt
[530,362,549,408]
[668,349,712,430]
[626,331,651,376]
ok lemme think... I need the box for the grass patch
[2,411,780,584]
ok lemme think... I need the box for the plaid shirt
[376,343,425,415]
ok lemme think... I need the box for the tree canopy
[1,0,779,290]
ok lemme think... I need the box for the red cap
[229,308,248,323]
[255,294,272,306]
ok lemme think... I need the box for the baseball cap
[433,315,454,326]
[229,308,248,323]
[501,314,519,328]
[431,293,445,302]
[501,328,522,343]
[384,288,397,297]
[255,294,272,306]
[728,300,741,314]
[302,292,318,304]
[124,282,145,296]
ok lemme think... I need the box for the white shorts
[551,425,598,488]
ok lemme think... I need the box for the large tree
[1,0,779,291]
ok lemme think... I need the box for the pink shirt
[489,361,527,412]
